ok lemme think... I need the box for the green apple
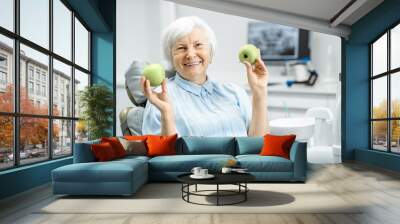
[142,64,166,87]
[238,44,260,65]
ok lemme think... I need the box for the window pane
[372,33,387,76]
[75,18,89,70]
[75,120,88,143]
[53,59,72,117]
[0,116,13,170]
[391,24,400,70]
[20,0,49,49]
[74,69,89,118]
[20,44,49,115]
[53,119,72,158]
[391,72,400,118]
[372,121,388,151]
[20,117,49,165]
[0,0,14,31]
[391,120,400,153]
[0,34,14,112]
[53,0,72,60]
[372,77,387,119]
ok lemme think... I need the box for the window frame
[0,0,92,171]
[370,20,400,154]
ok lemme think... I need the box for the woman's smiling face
[171,27,211,84]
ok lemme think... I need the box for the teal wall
[0,0,116,200]
[0,158,72,199]
[92,32,115,135]
[343,0,400,171]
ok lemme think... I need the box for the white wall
[116,0,175,135]
[116,0,341,136]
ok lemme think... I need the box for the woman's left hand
[243,57,269,95]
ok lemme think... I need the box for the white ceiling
[167,0,384,38]
[225,0,353,23]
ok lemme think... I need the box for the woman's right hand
[140,76,172,114]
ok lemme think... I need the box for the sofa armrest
[289,141,307,181]
[73,140,100,163]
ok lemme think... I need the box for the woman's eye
[195,43,202,47]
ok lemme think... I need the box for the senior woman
[140,16,269,137]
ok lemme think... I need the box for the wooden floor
[1,162,400,224]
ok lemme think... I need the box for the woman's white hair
[162,16,217,71]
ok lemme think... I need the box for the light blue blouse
[142,74,251,137]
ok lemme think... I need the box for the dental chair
[119,60,175,135]
[305,107,339,164]
[269,107,340,164]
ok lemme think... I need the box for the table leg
[217,184,219,206]
[181,184,183,199]
[187,184,190,202]
[245,183,247,201]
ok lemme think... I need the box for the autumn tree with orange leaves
[372,99,400,142]
[0,84,59,152]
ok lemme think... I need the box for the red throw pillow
[91,142,118,161]
[124,135,149,141]
[259,134,296,159]
[146,134,178,157]
[101,137,126,158]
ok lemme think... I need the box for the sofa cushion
[53,157,148,183]
[236,155,293,172]
[148,154,235,172]
[124,135,149,141]
[260,134,296,159]
[177,137,236,155]
[73,140,100,163]
[146,134,178,157]
[91,142,118,161]
[115,155,150,163]
[118,138,147,156]
[101,137,127,158]
[236,137,263,155]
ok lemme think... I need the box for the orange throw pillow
[124,135,149,141]
[91,142,118,161]
[101,137,126,158]
[146,134,178,157]
[259,134,296,159]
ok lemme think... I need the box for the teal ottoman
[52,156,148,196]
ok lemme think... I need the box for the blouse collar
[174,73,214,96]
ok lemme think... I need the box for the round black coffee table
[177,173,255,206]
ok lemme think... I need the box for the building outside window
[0,0,91,170]
[0,71,6,85]
[41,73,46,83]
[371,23,400,154]
[28,81,34,94]
[0,54,7,90]
[54,89,58,104]
[42,85,46,97]
[28,66,34,80]
[35,70,40,81]
[0,54,7,67]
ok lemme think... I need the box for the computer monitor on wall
[248,22,310,61]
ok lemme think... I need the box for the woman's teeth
[185,61,201,66]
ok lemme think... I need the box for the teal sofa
[52,136,307,196]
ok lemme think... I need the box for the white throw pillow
[118,137,147,156]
